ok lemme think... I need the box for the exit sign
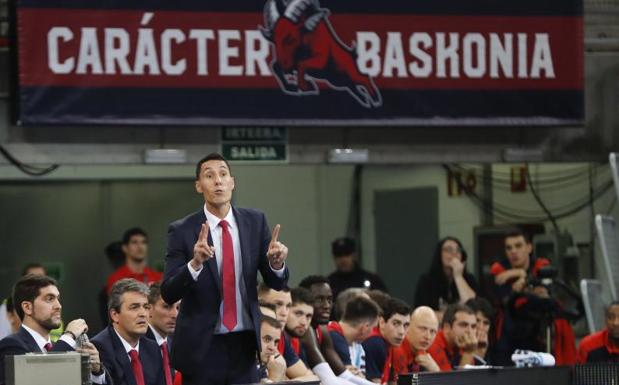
[221,127,288,162]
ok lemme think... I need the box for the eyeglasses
[441,246,463,254]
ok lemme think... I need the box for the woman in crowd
[414,237,478,315]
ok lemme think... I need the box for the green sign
[221,127,287,162]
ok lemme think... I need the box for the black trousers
[182,331,259,385]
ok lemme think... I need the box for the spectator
[578,301,619,363]
[414,237,478,313]
[21,263,47,277]
[92,278,165,385]
[490,228,576,365]
[106,228,162,293]
[99,242,126,329]
[362,297,411,384]
[328,237,387,302]
[465,297,494,364]
[105,241,126,270]
[428,303,478,371]
[0,300,11,340]
[5,298,20,334]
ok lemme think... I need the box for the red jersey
[578,329,619,363]
[427,330,456,371]
[106,264,162,293]
[392,338,416,374]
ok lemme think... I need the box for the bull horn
[284,0,319,23]
[304,8,329,31]
[260,0,281,39]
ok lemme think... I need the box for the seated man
[328,296,380,375]
[0,275,104,385]
[397,306,440,374]
[578,301,619,363]
[284,287,373,385]
[465,297,494,364]
[258,283,317,381]
[362,297,411,384]
[301,275,374,381]
[258,314,287,382]
[145,282,179,385]
[428,303,477,371]
[92,278,165,385]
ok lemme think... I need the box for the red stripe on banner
[18,9,583,90]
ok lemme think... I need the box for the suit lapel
[18,327,42,352]
[192,209,222,292]
[140,340,158,385]
[233,207,252,285]
[109,326,138,385]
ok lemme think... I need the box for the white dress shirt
[187,205,285,334]
[148,325,167,347]
[21,324,54,352]
[113,327,140,356]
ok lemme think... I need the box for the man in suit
[161,153,290,385]
[92,278,165,385]
[145,282,179,385]
[0,275,104,385]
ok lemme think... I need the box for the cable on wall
[0,144,59,176]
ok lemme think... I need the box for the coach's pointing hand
[191,222,215,270]
[267,224,288,270]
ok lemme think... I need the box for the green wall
[0,165,355,331]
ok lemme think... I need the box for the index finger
[271,224,281,244]
[199,222,209,243]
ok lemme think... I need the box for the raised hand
[266,354,287,381]
[191,222,215,270]
[495,268,527,285]
[476,327,489,358]
[447,258,465,278]
[77,341,102,375]
[65,318,88,339]
[456,330,478,354]
[476,327,489,348]
[416,352,440,372]
[267,224,288,269]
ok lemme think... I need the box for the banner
[16,0,584,126]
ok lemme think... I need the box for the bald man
[407,307,440,372]
[393,306,440,375]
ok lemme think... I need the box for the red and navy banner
[16,0,583,126]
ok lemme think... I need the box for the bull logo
[260,0,382,108]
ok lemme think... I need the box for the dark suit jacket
[0,326,73,385]
[144,327,175,378]
[91,325,165,385]
[161,207,289,375]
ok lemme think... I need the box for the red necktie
[161,341,173,385]
[220,220,237,331]
[43,342,53,352]
[129,349,146,385]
